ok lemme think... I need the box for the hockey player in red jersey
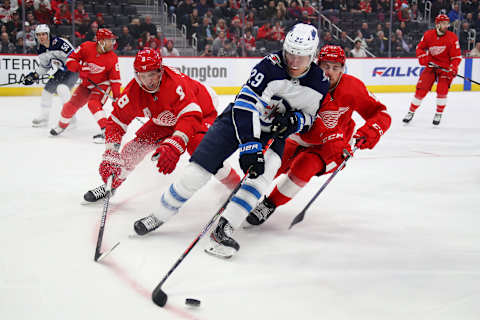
[245,45,391,226]
[403,14,462,126]
[83,49,240,203]
[50,28,121,142]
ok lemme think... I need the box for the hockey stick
[94,175,120,262]
[289,144,360,229]
[151,138,275,307]
[0,75,53,87]
[87,79,146,124]
[428,62,480,86]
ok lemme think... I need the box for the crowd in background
[1,0,480,57]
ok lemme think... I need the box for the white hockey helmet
[35,24,50,38]
[283,23,319,64]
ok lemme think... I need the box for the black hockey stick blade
[94,241,121,262]
[289,210,306,229]
[152,285,168,307]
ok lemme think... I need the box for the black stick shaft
[430,63,480,86]
[94,176,113,261]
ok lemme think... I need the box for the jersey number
[61,43,71,53]
[116,94,129,108]
[176,86,185,100]
[248,69,264,88]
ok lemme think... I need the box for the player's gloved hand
[353,121,384,150]
[239,140,264,179]
[99,149,124,188]
[152,135,186,174]
[418,54,430,66]
[24,72,39,85]
[271,111,305,139]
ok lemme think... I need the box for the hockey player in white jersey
[133,23,330,258]
[24,24,79,127]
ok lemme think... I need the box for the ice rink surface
[1,92,479,320]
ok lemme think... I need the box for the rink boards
[0,54,478,96]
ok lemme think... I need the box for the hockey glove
[271,111,305,139]
[152,135,186,174]
[239,140,264,179]
[24,72,39,85]
[418,54,429,67]
[99,149,124,188]
[353,121,384,150]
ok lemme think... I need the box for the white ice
[0,92,479,320]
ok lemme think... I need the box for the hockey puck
[185,298,201,307]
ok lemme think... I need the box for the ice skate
[432,112,442,126]
[93,129,105,144]
[49,125,66,136]
[134,214,164,236]
[402,111,415,124]
[245,197,276,228]
[32,114,49,127]
[83,184,116,203]
[205,217,240,259]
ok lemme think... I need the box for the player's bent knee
[175,162,212,196]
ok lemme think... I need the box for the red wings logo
[152,111,177,126]
[318,107,349,129]
[86,63,106,74]
[428,46,446,56]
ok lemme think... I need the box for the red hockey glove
[353,121,384,150]
[418,53,429,66]
[99,149,123,188]
[152,135,186,174]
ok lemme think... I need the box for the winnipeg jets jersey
[232,50,329,142]
[35,36,75,76]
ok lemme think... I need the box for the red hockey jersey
[416,29,461,70]
[106,66,217,145]
[66,41,121,98]
[291,73,391,146]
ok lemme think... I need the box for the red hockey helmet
[96,28,118,41]
[435,14,450,25]
[134,49,163,93]
[318,45,346,65]
[134,48,163,72]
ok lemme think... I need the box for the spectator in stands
[302,0,317,19]
[161,39,180,56]
[351,39,367,57]
[243,28,256,56]
[16,22,36,52]
[225,0,240,20]
[397,3,410,22]
[5,11,21,33]
[129,18,142,39]
[320,31,335,47]
[448,3,460,28]
[264,0,277,20]
[186,8,201,40]
[228,15,242,42]
[84,21,98,41]
[373,30,388,56]
[474,12,480,32]
[141,15,157,35]
[176,0,194,28]
[14,36,24,53]
[271,20,285,41]
[213,0,228,19]
[393,29,411,56]
[138,31,156,50]
[256,20,273,41]
[197,0,209,17]
[337,31,351,55]
[196,16,214,51]
[54,3,72,25]
[0,0,15,24]
[299,8,314,24]
[275,1,287,21]
[214,18,228,37]
[360,22,374,45]
[118,25,137,54]
[217,38,238,57]
[26,12,37,26]
[77,15,91,38]
[410,3,420,21]
[354,30,368,48]
[0,31,14,53]
[459,21,472,51]
[34,0,53,24]
[73,2,88,26]
[212,29,227,55]
[200,43,214,56]
[323,0,339,16]
[359,0,372,14]
[468,42,480,57]
[465,12,474,26]
[287,1,302,20]
[95,13,106,28]
[165,0,178,15]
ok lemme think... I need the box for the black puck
[185,298,201,307]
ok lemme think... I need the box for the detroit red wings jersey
[416,29,461,70]
[106,66,216,145]
[66,41,121,98]
[291,74,391,146]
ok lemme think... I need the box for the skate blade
[80,199,103,206]
[32,122,48,128]
[204,240,236,259]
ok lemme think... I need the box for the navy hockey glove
[24,72,39,85]
[271,111,305,139]
[239,140,264,179]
